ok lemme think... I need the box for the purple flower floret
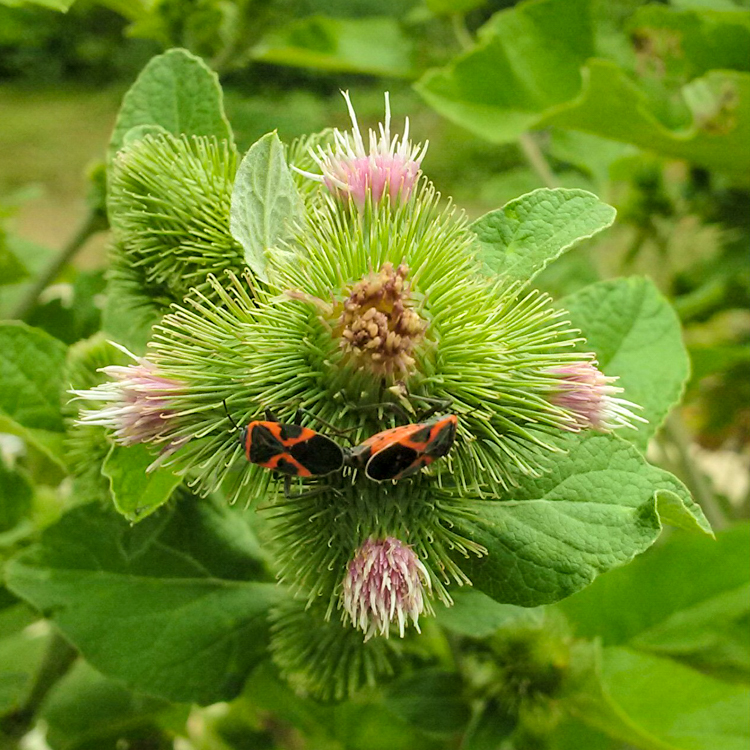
[342,536,432,640]
[71,343,187,468]
[295,91,428,208]
[548,360,646,432]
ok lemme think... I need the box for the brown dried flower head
[338,262,425,377]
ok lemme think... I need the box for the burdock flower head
[547,360,645,431]
[338,262,426,376]
[294,91,427,208]
[71,343,187,467]
[342,537,432,640]
[75,92,648,676]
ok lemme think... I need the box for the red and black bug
[348,414,458,482]
[224,404,345,478]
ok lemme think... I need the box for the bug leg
[410,395,453,421]
[295,408,358,444]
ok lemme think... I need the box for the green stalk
[518,133,559,190]
[11,209,106,321]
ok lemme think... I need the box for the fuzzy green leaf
[453,433,710,608]
[567,646,750,750]
[253,16,414,77]
[560,277,690,449]
[0,322,67,464]
[416,0,750,174]
[415,0,594,142]
[102,443,184,523]
[40,661,173,750]
[544,63,750,176]
[230,132,303,281]
[0,463,32,534]
[557,523,750,679]
[109,48,232,162]
[5,498,279,705]
[470,188,616,283]
[435,588,542,638]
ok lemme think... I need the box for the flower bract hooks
[76,91,646,647]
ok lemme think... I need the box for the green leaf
[108,48,232,162]
[383,670,471,736]
[0,0,76,9]
[435,588,543,638]
[416,0,750,174]
[568,646,750,750]
[230,132,303,281]
[628,4,750,79]
[102,443,183,523]
[0,232,28,286]
[0,322,66,433]
[557,523,750,679]
[253,16,414,78]
[470,188,616,283]
[543,63,750,176]
[0,462,32,534]
[452,433,710,608]
[40,661,173,750]
[415,0,594,142]
[0,322,67,464]
[0,600,49,716]
[559,277,690,450]
[5,498,279,705]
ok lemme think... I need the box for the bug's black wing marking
[274,456,298,475]
[409,423,434,443]
[279,422,304,440]
[427,420,456,457]
[290,434,344,475]
[249,424,284,464]
[366,443,419,481]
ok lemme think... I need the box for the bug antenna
[222,400,240,431]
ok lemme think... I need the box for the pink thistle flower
[548,360,646,432]
[295,91,428,209]
[71,343,187,468]
[342,536,432,640]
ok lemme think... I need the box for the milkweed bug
[223,403,345,479]
[348,413,458,482]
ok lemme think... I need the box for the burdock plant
[73,50,710,700]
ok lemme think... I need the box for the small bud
[339,262,425,377]
[548,361,646,431]
[71,343,187,466]
[342,536,432,640]
[294,91,427,208]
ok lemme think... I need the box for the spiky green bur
[108,133,244,311]
[136,177,599,639]
[270,599,397,702]
[152,181,585,499]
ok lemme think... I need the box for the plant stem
[0,630,78,738]
[518,133,559,189]
[11,209,105,321]
[451,14,474,51]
